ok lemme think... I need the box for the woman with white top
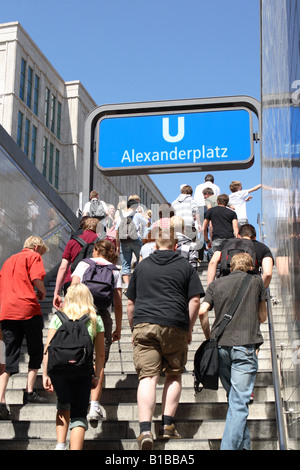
[71,239,122,422]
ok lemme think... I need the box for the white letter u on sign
[162,117,185,142]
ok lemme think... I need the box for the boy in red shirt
[52,217,99,309]
[0,236,48,419]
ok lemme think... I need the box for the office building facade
[0,22,165,214]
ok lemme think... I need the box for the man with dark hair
[203,194,238,252]
[127,232,204,450]
[207,223,274,288]
[115,198,149,289]
[194,174,221,206]
[202,187,215,207]
[82,190,108,220]
[194,175,221,242]
[53,217,99,309]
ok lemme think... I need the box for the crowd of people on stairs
[0,175,274,451]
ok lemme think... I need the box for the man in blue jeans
[199,252,267,450]
[115,198,149,290]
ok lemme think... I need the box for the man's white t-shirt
[229,190,249,220]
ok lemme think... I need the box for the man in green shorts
[126,231,204,450]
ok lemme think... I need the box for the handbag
[193,273,252,393]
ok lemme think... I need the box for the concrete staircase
[0,263,284,450]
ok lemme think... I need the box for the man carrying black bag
[198,252,267,450]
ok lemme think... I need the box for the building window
[45,88,50,128]
[33,75,40,116]
[56,101,62,140]
[49,143,54,184]
[55,149,60,189]
[24,119,30,156]
[31,126,37,164]
[26,67,33,109]
[50,94,56,134]
[42,137,48,177]
[19,59,26,101]
[17,111,23,147]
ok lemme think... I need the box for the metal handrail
[41,222,72,242]
[258,212,288,449]
[266,288,288,449]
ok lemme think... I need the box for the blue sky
[2,0,262,234]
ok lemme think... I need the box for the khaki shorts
[132,323,188,380]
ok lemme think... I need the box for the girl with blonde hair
[43,283,105,450]
[71,239,122,422]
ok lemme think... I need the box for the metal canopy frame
[83,95,261,200]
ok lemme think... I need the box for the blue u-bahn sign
[98,108,253,174]
[83,96,260,186]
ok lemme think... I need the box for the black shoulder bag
[193,273,252,393]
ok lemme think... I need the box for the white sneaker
[88,405,105,421]
[54,442,68,450]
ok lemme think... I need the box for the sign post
[83,96,260,197]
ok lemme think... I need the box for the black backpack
[82,259,119,310]
[89,199,106,220]
[47,311,94,378]
[219,238,257,277]
[70,235,101,273]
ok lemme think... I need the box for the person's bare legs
[26,369,38,393]
[56,409,70,446]
[0,371,10,403]
[122,274,130,291]
[158,374,182,439]
[70,426,86,450]
[137,375,159,422]
[90,368,104,401]
[161,374,182,417]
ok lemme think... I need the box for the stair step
[0,415,278,442]
[0,436,279,451]
[6,369,274,391]
[3,401,275,423]
[5,384,275,405]
[0,266,283,451]
[14,357,277,374]
[19,344,274,362]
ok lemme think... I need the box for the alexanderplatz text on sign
[83,96,260,196]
